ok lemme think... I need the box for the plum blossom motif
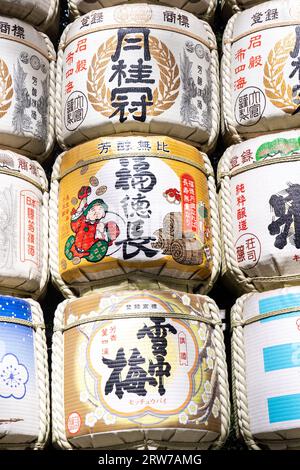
[0,353,29,399]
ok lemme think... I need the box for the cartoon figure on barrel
[65,186,120,264]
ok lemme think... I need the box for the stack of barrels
[1,0,299,453]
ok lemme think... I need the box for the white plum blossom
[80,390,89,403]
[182,294,191,306]
[212,397,220,418]
[206,346,216,369]
[198,323,207,340]
[95,407,104,420]
[0,353,28,399]
[188,401,198,415]
[103,413,116,425]
[67,313,76,325]
[179,412,189,424]
[202,380,212,404]
[85,412,97,427]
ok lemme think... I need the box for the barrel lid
[231,0,300,39]
[0,15,51,59]
[0,149,48,191]
[58,135,210,180]
[63,4,214,49]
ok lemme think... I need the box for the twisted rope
[202,20,220,154]
[52,299,73,449]
[28,299,50,449]
[231,294,261,450]
[40,32,56,161]
[221,13,243,144]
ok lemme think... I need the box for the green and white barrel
[218,130,300,293]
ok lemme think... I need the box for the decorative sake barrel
[52,289,230,449]
[221,0,269,16]
[222,0,300,144]
[56,4,219,153]
[218,129,300,293]
[0,295,49,449]
[232,287,300,450]
[49,135,220,297]
[0,16,55,160]
[0,1,59,33]
[0,150,48,298]
[68,0,217,20]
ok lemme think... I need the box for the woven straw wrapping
[0,298,49,449]
[56,5,220,153]
[0,0,58,32]
[51,292,230,449]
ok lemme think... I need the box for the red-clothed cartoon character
[163,188,181,204]
[64,186,120,263]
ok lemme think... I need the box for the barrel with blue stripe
[232,287,300,449]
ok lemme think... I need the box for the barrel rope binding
[221,12,244,144]
[231,293,260,449]
[41,31,56,160]
[29,299,50,449]
[52,299,73,449]
[202,19,220,154]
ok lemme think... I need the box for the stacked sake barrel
[220,0,300,449]
[0,4,57,449]
[50,3,230,450]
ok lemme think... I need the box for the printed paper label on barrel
[63,291,221,437]
[61,5,212,144]
[230,2,300,133]
[0,17,49,147]
[58,136,213,283]
[0,297,39,442]
[228,133,300,278]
